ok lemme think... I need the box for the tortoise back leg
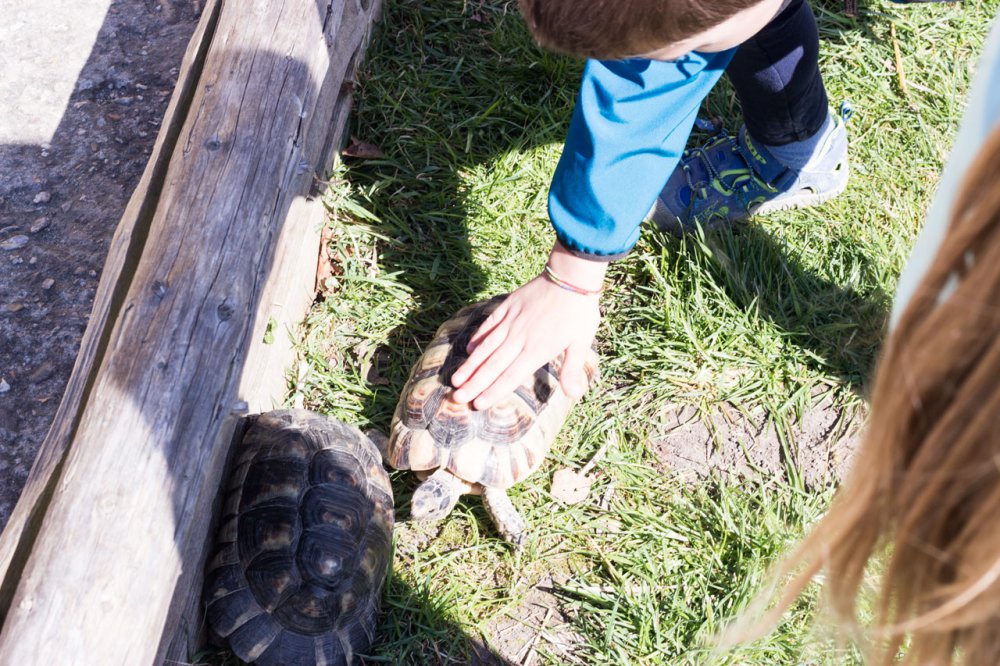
[481,487,527,548]
[410,468,466,521]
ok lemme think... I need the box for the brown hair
[728,125,1000,664]
[518,0,765,60]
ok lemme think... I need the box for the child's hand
[451,243,608,409]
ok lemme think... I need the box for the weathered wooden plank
[0,0,380,662]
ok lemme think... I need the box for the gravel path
[0,0,200,529]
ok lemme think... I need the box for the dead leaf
[315,225,338,294]
[551,468,592,505]
[342,136,385,159]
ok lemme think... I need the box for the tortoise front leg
[410,468,467,521]
[482,487,527,548]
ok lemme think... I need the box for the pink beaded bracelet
[542,264,604,296]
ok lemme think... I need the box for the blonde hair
[733,125,1000,664]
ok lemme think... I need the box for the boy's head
[519,0,787,61]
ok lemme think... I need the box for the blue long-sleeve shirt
[549,50,735,259]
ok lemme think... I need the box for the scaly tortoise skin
[204,409,394,665]
[386,295,598,546]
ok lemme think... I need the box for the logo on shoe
[743,133,768,166]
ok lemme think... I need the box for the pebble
[6,303,23,313]
[41,278,55,290]
[28,362,55,384]
[1,235,29,251]
[30,218,50,233]
[33,192,51,204]
[0,379,9,394]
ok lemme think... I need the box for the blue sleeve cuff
[549,51,734,258]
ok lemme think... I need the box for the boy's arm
[452,52,734,409]
[550,53,733,258]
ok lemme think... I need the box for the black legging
[726,0,830,146]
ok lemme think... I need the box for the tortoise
[384,295,598,547]
[203,409,394,666]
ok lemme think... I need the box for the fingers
[452,321,509,391]
[452,335,525,406]
[469,353,543,410]
[466,303,509,354]
[559,340,592,399]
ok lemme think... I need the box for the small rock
[30,218,50,233]
[1,235,29,251]
[29,257,37,265]
[0,379,9,394]
[6,303,24,313]
[551,468,593,505]
[41,278,55,290]
[33,192,51,204]
[28,362,55,384]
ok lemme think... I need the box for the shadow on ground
[704,222,888,388]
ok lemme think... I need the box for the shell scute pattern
[389,296,597,490]
[426,397,474,446]
[244,550,297,613]
[309,448,366,489]
[301,485,366,534]
[478,398,534,443]
[238,501,298,556]
[205,410,393,666]
[482,445,515,489]
[228,612,282,662]
[237,458,308,509]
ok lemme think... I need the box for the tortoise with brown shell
[384,295,598,547]
[204,409,394,666]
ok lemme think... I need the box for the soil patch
[485,573,585,666]
[650,397,865,488]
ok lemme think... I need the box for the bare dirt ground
[0,0,201,529]
[651,398,864,488]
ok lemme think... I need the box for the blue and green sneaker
[651,113,849,234]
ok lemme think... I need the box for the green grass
[283,0,1000,663]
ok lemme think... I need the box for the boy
[451,0,848,408]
